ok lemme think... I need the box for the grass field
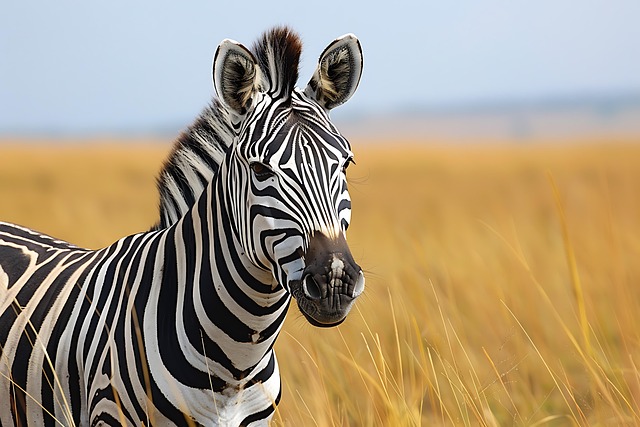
[1,137,640,425]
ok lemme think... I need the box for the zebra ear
[305,34,363,110]
[213,39,261,116]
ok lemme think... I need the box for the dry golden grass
[1,137,640,426]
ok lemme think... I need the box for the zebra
[0,26,364,426]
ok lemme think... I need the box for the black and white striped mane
[155,27,303,229]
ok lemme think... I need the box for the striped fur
[0,27,363,426]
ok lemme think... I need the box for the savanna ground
[1,137,639,426]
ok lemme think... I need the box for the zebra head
[213,28,364,327]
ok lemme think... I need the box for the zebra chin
[288,232,365,327]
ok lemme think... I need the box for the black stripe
[157,224,231,389]
[47,252,98,427]
[86,236,139,387]
[112,235,154,422]
[0,223,81,251]
[129,231,205,422]
[40,252,95,426]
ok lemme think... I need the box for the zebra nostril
[302,275,322,300]
[352,271,365,298]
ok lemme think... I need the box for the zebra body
[0,27,363,426]
[0,183,283,425]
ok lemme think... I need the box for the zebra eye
[250,162,274,179]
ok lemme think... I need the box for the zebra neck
[158,177,290,379]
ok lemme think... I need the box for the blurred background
[2,0,640,140]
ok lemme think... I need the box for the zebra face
[213,28,365,326]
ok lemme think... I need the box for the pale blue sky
[1,1,639,134]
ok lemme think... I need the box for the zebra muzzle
[291,232,365,327]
